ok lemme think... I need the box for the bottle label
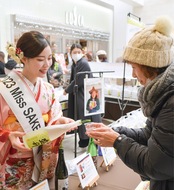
[56,178,68,190]
[25,129,50,148]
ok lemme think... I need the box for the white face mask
[72,53,83,62]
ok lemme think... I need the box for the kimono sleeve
[0,128,11,164]
[0,95,12,165]
[47,87,63,126]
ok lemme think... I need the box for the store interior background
[1,0,174,62]
[1,0,174,147]
[0,1,174,189]
[0,0,173,153]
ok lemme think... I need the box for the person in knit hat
[86,16,174,190]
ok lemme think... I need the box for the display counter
[104,100,140,120]
[104,95,140,120]
[54,86,140,120]
[105,95,139,107]
[54,62,141,120]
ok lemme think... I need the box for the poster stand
[78,179,98,190]
[120,61,126,116]
[99,147,117,172]
[75,153,100,189]
[74,70,114,158]
[100,157,116,172]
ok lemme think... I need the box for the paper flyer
[29,179,50,190]
[101,147,117,166]
[76,153,99,188]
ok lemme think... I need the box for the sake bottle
[23,119,91,148]
[87,137,98,168]
[55,143,68,190]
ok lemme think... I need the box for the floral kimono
[0,72,63,189]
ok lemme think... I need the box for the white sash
[0,70,45,183]
[0,70,45,132]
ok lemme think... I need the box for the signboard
[76,153,99,189]
[84,77,105,116]
[101,147,117,166]
[29,179,49,190]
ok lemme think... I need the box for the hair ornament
[6,43,24,64]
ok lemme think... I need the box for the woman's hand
[56,116,73,124]
[63,90,67,96]
[85,123,120,147]
[8,131,31,152]
[56,117,77,131]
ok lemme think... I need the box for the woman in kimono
[0,31,73,189]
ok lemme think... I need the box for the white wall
[0,0,113,58]
[114,0,174,61]
[95,0,133,62]
[112,0,133,62]
[121,0,144,7]
[2,0,174,64]
[0,0,139,63]
[133,0,174,25]
[0,0,113,31]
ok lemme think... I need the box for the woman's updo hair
[16,31,50,58]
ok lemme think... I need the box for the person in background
[47,56,63,87]
[0,51,5,74]
[4,55,17,74]
[85,52,93,62]
[96,50,108,62]
[51,42,58,54]
[0,31,74,189]
[86,16,174,190]
[82,46,87,55]
[65,46,73,73]
[64,43,101,152]
[64,52,69,66]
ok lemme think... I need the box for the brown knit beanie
[123,16,174,68]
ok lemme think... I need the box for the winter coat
[113,63,174,190]
[0,61,5,74]
[5,59,17,70]
[65,57,101,139]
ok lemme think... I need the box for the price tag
[29,179,50,190]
